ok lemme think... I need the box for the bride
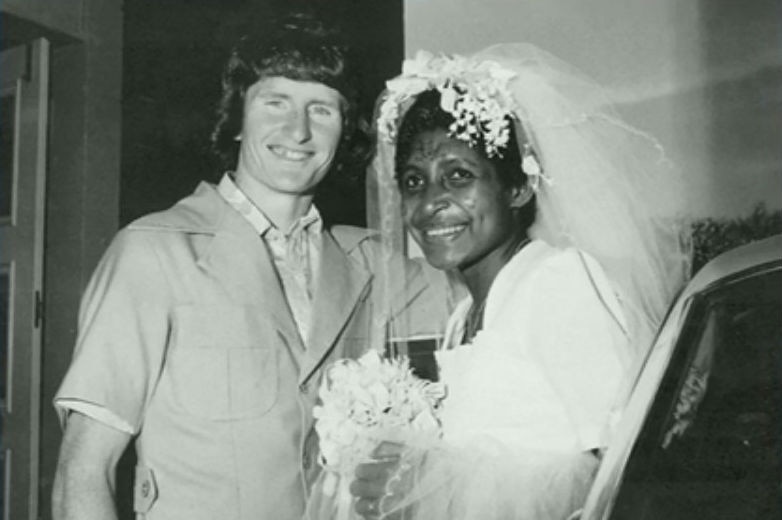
[312,44,692,520]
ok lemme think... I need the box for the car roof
[684,233,782,300]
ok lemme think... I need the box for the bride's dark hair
[394,89,536,232]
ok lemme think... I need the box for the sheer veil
[304,43,694,520]
[367,43,693,377]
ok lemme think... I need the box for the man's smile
[268,145,313,162]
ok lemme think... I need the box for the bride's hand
[351,441,409,519]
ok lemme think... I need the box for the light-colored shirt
[217,173,322,345]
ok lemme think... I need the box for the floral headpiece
[378,51,545,188]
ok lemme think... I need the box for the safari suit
[55,182,443,519]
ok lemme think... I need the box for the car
[579,234,782,520]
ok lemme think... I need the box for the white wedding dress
[352,41,692,520]
[385,240,631,520]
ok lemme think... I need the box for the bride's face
[398,128,520,273]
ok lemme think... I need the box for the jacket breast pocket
[167,304,279,420]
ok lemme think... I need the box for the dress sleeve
[527,249,630,451]
[54,229,172,434]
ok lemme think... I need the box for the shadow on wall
[698,0,782,217]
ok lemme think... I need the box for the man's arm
[52,411,132,520]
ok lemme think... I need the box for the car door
[595,263,782,520]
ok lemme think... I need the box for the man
[52,11,446,520]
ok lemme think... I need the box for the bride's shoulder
[518,243,627,331]
[500,240,583,285]
[517,241,604,281]
[497,241,616,311]
[485,241,583,321]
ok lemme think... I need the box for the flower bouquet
[312,349,446,520]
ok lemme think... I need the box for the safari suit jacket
[55,182,445,519]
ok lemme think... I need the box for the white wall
[404,0,782,218]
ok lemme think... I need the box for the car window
[610,267,782,520]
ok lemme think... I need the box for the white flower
[520,144,551,191]
[376,52,522,158]
[522,151,541,176]
[439,86,458,113]
[314,350,446,476]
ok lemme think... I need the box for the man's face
[235,76,343,197]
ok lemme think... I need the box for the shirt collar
[217,173,322,237]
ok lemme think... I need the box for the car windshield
[609,265,782,520]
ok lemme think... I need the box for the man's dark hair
[210,9,369,176]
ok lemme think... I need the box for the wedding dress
[380,240,628,520]
[307,42,693,520]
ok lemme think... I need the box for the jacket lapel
[195,196,301,346]
[299,230,371,384]
[167,184,371,378]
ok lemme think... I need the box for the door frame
[0,38,50,520]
